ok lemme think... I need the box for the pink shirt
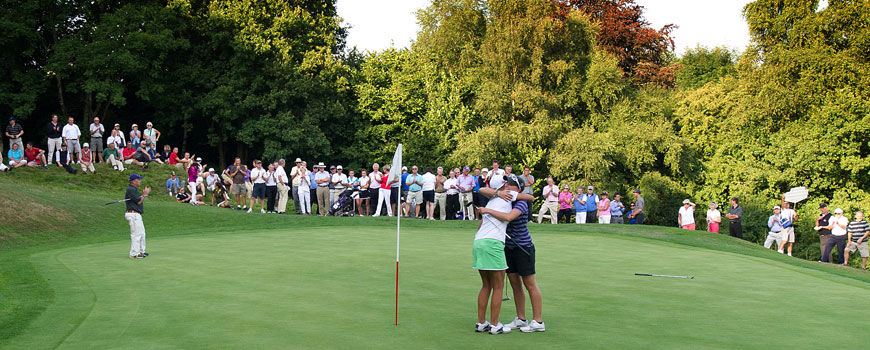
[598,198,611,216]
[559,192,573,210]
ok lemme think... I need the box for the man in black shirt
[46,114,62,164]
[54,143,77,174]
[6,117,24,152]
[814,203,834,263]
[725,197,743,239]
[125,174,151,259]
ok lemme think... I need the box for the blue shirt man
[609,194,626,224]
[401,169,410,191]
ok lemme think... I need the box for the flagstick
[395,188,401,326]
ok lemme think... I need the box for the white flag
[388,144,402,184]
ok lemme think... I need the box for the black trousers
[60,163,77,174]
[729,221,742,239]
[586,210,597,224]
[822,234,847,264]
[558,208,573,224]
[526,200,534,222]
[369,189,379,215]
[446,194,459,220]
[266,186,277,212]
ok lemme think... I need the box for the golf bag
[329,188,357,216]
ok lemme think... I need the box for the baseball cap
[482,168,489,173]
[489,175,506,189]
[819,203,828,208]
[196,157,202,162]
[337,165,343,170]
[129,174,144,181]
[633,189,641,194]
[773,205,781,210]
[132,123,138,127]
[295,158,302,163]
[208,168,215,172]
[114,123,120,127]
[83,143,89,148]
[834,208,844,214]
[401,166,407,171]
[463,166,470,171]
[9,117,15,121]
[587,186,594,190]
[329,165,336,170]
[683,199,691,204]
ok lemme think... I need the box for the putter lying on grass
[635,273,694,279]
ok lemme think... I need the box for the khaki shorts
[231,184,247,195]
[781,227,795,243]
[407,190,423,205]
[846,241,869,258]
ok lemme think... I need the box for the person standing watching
[845,211,869,269]
[314,162,331,216]
[228,158,247,210]
[597,192,611,224]
[79,143,96,174]
[488,160,505,180]
[61,117,82,163]
[821,208,849,264]
[357,169,371,216]
[290,158,303,214]
[678,199,696,230]
[519,167,535,221]
[46,115,62,164]
[24,142,49,168]
[405,165,424,218]
[374,165,394,217]
[89,117,105,162]
[125,174,150,259]
[445,170,460,220]
[248,160,267,213]
[102,142,124,171]
[627,189,646,224]
[275,159,289,214]
[332,165,348,199]
[706,202,721,233]
[610,194,625,224]
[5,117,24,152]
[433,167,448,220]
[557,184,573,224]
[369,163,382,215]
[143,122,161,144]
[765,206,784,250]
[477,168,490,208]
[458,166,475,220]
[815,204,834,263]
[422,167,436,220]
[777,198,798,256]
[724,197,742,238]
[298,161,312,215]
[472,168,483,219]
[264,163,278,213]
[581,186,599,224]
[537,177,559,224]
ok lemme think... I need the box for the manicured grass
[3,172,870,348]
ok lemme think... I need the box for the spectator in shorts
[821,208,849,264]
[6,117,24,151]
[248,160,267,213]
[357,169,371,216]
[765,206,784,250]
[815,204,834,263]
[166,171,181,196]
[777,197,798,256]
[405,165,423,218]
[79,143,96,174]
[89,117,105,162]
[7,142,27,168]
[845,211,869,269]
[61,117,82,163]
[121,143,145,168]
[610,194,625,224]
[537,177,559,224]
[54,143,77,174]
[46,115,62,164]
[678,199,696,230]
[24,142,49,169]
[422,167,436,220]
[597,192,611,224]
[102,142,125,171]
[206,168,220,206]
[557,184,573,224]
[725,197,742,238]
[706,202,721,233]
[571,187,584,224]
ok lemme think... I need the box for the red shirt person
[24,142,48,168]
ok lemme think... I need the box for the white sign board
[783,186,809,203]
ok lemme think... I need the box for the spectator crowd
[4,115,868,269]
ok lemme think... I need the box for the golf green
[6,225,870,349]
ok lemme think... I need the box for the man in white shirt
[678,199,696,230]
[369,163,382,215]
[777,197,798,256]
[536,177,559,224]
[275,159,289,214]
[89,117,105,162]
[821,208,849,264]
[61,117,82,163]
[332,165,348,198]
[487,160,506,182]
[421,167,437,220]
[289,158,302,214]
[314,163,331,216]
[107,124,126,149]
[248,160,267,213]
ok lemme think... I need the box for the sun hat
[146,122,153,126]
[317,162,325,168]
[208,168,215,172]
[129,174,144,181]
[683,199,691,204]
[834,208,844,214]
[295,158,302,163]
[132,123,138,127]
[481,168,489,173]
[337,165,343,170]
[773,205,781,210]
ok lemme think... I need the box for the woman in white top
[357,170,370,216]
[298,162,311,215]
[265,164,278,213]
[143,122,161,143]
[706,202,721,233]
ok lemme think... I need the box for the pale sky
[336,0,755,56]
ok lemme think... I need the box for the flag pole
[393,143,402,326]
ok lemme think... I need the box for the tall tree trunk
[54,75,68,117]
[217,126,226,167]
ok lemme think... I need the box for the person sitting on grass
[479,178,544,333]
[469,175,526,335]
[102,142,125,172]
[54,143,77,174]
[845,211,869,269]
[206,168,220,206]
[121,142,145,168]
[176,185,193,204]
[134,141,152,168]
[24,142,49,169]
[7,142,27,168]
[79,143,96,174]
[148,143,164,165]
[166,171,181,196]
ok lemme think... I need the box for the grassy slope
[2,165,870,347]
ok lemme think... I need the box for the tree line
[2,0,869,262]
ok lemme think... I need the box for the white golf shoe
[489,322,508,334]
[520,320,546,333]
[506,317,528,329]
[475,321,491,333]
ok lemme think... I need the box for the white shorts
[124,159,134,164]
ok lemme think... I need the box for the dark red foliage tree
[555,0,677,87]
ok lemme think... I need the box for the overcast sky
[336,0,757,56]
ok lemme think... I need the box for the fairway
[7,224,870,349]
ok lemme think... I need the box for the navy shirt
[401,172,409,191]
[506,200,533,248]
[125,185,143,214]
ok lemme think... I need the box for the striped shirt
[847,220,869,242]
[505,200,533,248]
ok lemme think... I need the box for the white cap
[489,175,506,189]
[82,143,89,148]
[337,165,343,170]
[773,205,781,210]
[683,199,691,204]
[146,121,153,126]
[834,208,844,214]
[587,186,594,190]
[482,168,489,173]
[295,158,302,163]
[209,168,215,172]
[132,123,138,127]
[196,157,202,161]
[401,166,407,171]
